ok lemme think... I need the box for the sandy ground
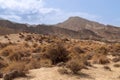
[11,62,120,80]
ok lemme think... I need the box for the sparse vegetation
[0,33,119,79]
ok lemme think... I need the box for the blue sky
[0,0,120,26]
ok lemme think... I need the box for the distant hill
[0,17,120,42]
[57,17,120,42]
[0,20,80,39]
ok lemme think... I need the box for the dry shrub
[95,46,108,55]
[3,70,26,80]
[25,59,41,70]
[0,61,8,69]
[32,43,38,48]
[58,68,69,74]
[0,46,14,57]
[66,58,84,74]
[91,46,110,64]
[32,46,41,53]
[0,43,9,49]
[23,42,30,48]
[112,57,120,62]
[92,54,110,64]
[0,45,31,61]
[25,35,32,41]
[4,35,8,39]
[103,66,111,71]
[73,47,84,54]
[113,43,120,53]
[19,33,25,38]
[39,59,52,67]
[113,64,120,68]
[0,72,2,78]
[45,43,69,65]
[1,61,26,74]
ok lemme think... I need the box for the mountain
[57,16,120,41]
[0,17,120,42]
[0,20,80,39]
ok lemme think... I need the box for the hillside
[57,17,120,41]
[0,17,120,42]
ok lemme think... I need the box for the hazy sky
[0,0,119,26]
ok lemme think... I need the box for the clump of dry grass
[103,66,112,71]
[112,57,120,62]
[32,45,41,53]
[66,58,85,74]
[25,35,33,41]
[113,43,120,53]
[72,46,85,54]
[0,43,10,49]
[109,43,120,56]
[4,35,8,39]
[19,33,25,39]
[91,46,110,64]
[92,54,110,64]
[0,61,8,69]
[25,59,41,70]
[113,64,120,68]
[0,45,31,61]
[1,61,26,74]
[45,43,69,65]
[95,46,108,55]
[58,68,69,74]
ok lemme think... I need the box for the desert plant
[3,70,26,80]
[0,45,31,61]
[25,59,41,70]
[58,68,69,74]
[46,43,69,65]
[113,64,120,67]
[112,57,120,62]
[32,46,41,53]
[0,43,9,49]
[0,61,8,69]
[25,35,32,41]
[1,61,26,74]
[66,58,84,74]
[103,66,112,71]
[92,54,110,64]
[4,35,8,39]
[95,46,108,55]
[73,47,84,54]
